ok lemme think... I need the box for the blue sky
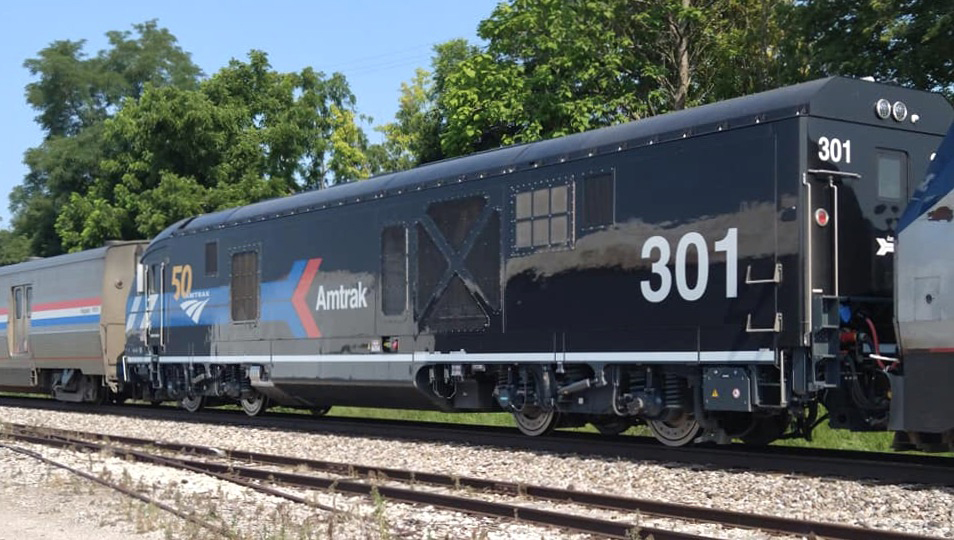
[0,1,500,227]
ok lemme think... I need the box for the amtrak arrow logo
[292,258,322,338]
[876,236,895,256]
[180,297,210,324]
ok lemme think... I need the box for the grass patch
[327,406,518,428]
[309,406,924,453]
[774,421,895,452]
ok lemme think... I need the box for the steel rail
[6,428,706,540]
[0,441,238,539]
[6,422,946,540]
[2,396,952,486]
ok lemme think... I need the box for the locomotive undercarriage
[125,362,262,412]
[422,361,817,446]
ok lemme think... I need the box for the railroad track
[3,422,948,540]
[0,441,240,538]
[2,395,952,488]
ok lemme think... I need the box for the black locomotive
[15,77,954,449]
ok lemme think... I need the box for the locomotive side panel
[498,123,784,362]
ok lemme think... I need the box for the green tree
[378,39,479,170]
[781,0,953,99]
[55,51,373,251]
[0,230,31,266]
[436,0,777,157]
[706,0,791,100]
[13,21,202,256]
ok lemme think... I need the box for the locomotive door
[804,169,860,301]
[803,169,859,356]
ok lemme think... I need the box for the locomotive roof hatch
[155,76,953,241]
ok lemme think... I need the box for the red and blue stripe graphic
[125,258,323,339]
[0,297,101,329]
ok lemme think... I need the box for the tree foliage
[23,20,201,138]
[8,5,953,261]
[9,23,376,256]
[12,21,202,258]
[780,0,953,100]
[382,0,952,164]
[55,50,373,251]
[428,0,784,157]
[376,39,479,170]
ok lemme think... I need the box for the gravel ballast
[1,405,952,539]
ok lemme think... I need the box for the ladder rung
[746,313,782,333]
[745,263,782,284]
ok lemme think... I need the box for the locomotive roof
[158,76,954,240]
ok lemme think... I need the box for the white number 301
[817,136,852,164]
[640,228,738,303]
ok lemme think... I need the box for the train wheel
[180,395,205,413]
[310,407,331,416]
[513,407,559,436]
[240,394,269,416]
[592,417,631,436]
[648,413,701,446]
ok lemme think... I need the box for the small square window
[516,221,532,248]
[532,218,549,246]
[533,189,549,216]
[877,150,905,201]
[551,185,567,214]
[516,192,532,220]
[550,215,568,244]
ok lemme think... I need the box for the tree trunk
[674,0,691,110]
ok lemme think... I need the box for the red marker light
[815,208,830,227]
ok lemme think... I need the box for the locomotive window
[877,150,906,201]
[552,185,568,213]
[148,265,159,295]
[516,192,532,220]
[230,251,259,322]
[579,172,615,229]
[532,218,549,246]
[550,215,568,244]
[533,189,549,215]
[381,225,408,316]
[513,182,572,251]
[515,221,532,247]
[205,242,218,276]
